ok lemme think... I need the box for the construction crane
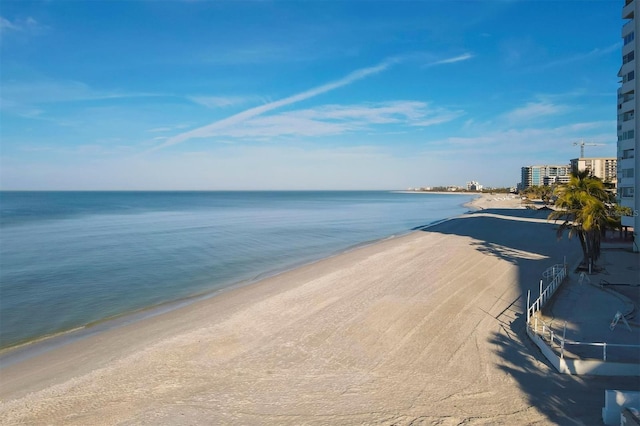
[573,140,606,157]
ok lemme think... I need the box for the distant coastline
[392,190,483,195]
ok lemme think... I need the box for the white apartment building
[570,157,617,188]
[466,181,482,191]
[520,165,571,189]
[619,0,640,250]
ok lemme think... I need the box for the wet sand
[0,195,634,425]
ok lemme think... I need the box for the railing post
[539,280,543,301]
[561,322,566,359]
[603,343,607,361]
[526,290,531,323]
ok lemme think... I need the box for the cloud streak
[423,120,614,160]
[0,16,48,38]
[536,43,621,71]
[151,53,470,152]
[193,101,463,140]
[1,16,37,32]
[188,96,254,109]
[150,58,399,151]
[501,101,569,124]
[433,53,474,65]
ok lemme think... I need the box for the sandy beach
[0,194,635,425]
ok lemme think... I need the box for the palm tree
[538,185,555,205]
[548,171,617,271]
[522,185,555,205]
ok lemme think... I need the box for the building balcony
[619,79,635,95]
[622,42,635,57]
[623,0,634,19]
[620,99,635,113]
[617,87,635,98]
[623,19,635,36]
[618,140,636,153]
[619,158,636,170]
[619,61,635,78]
[619,122,634,135]
[618,89,635,102]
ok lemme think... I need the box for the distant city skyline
[1,1,621,190]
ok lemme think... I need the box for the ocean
[0,191,476,350]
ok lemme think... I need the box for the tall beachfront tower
[520,165,571,189]
[569,157,618,189]
[619,0,640,251]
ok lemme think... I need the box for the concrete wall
[526,328,640,377]
[602,390,640,426]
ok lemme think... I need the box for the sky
[0,0,624,190]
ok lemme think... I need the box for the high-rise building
[618,0,640,251]
[570,157,618,188]
[520,165,571,189]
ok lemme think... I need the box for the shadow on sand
[423,208,638,424]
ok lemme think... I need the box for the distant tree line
[520,185,555,205]
[481,187,513,194]
[415,186,514,193]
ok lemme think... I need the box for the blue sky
[0,0,622,190]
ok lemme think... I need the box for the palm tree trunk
[578,231,589,267]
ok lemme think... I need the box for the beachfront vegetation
[522,185,555,205]
[480,187,514,194]
[548,171,620,271]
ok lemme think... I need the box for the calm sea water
[0,191,475,349]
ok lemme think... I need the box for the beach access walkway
[468,206,639,374]
[535,244,640,369]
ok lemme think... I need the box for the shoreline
[0,195,483,359]
[4,193,626,425]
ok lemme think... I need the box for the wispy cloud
[151,53,470,151]
[188,96,253,109]
[295,101,460,126]
[0,16,47,36]
[147,124,191,133]
[196,101,462,140]
[424,120,615,160]
[432,53,474,66]
[537,43,621,70]
[199,44,309,65]
[501,101,569,124]
[501,40,620,71]
[150,58,400,151]
[0,79,161,107]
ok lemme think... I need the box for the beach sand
[467,193,524,210]
[0,194,635,425]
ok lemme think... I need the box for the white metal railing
[531,317,640,362]
[526,262,566,323]
[526,263,640,363]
